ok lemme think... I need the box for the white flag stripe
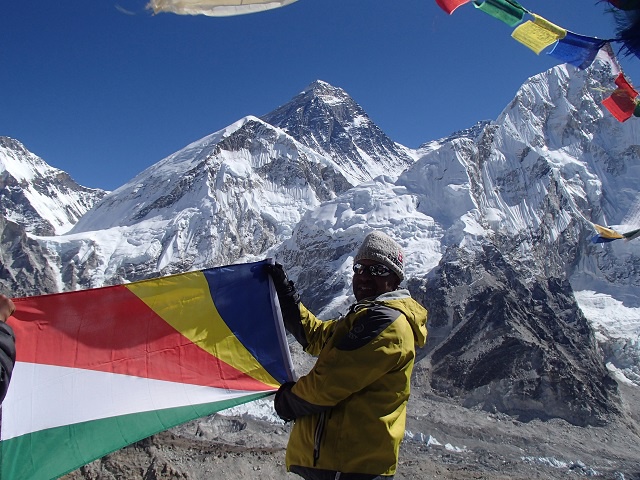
[2,362,272,441]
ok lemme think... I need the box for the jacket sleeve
[292,305,413,407]
[0,322,16,404]
[274,287,337,353]
[298,303,338,356]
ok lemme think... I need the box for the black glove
[274,381,297,422]
[274,380,331,422]
[264,263,297,297]
[264,262,307,348]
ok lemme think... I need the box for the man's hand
[264,262,306,348]
[264,262,296,296]
[274,381,297,422]
[274,380,332,422]
[0,295,15,323]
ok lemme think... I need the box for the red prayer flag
[436,0,472,14]
[603,89,637,121]
[602,72,638,122]
[614,72,638,98]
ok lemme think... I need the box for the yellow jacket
[283,289,427,476]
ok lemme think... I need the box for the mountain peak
[0,136,27,155]
[261,81,414,184]
[300,79,349,101]
[0,137,106,235]
[302,79,334,92]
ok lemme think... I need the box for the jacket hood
[374,289,428,347]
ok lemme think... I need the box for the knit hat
[354,231,404,281]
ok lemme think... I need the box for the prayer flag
[591,224,625,243]
[591,224,640,242]
[547,32,607,69]
[591,235,618,244]
[595,43,622,76]
[0,259,294,480]
[435,0,472,14]
[148,0,298,16]
[602,72,638,122]
[473,0,525,27]
[613,71,638,97]
[512,14,567,54]
[623,227,640,241]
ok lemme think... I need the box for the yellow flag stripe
[125,271,279,388]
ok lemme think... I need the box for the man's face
[352,259,400,301]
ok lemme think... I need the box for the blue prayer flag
[548,32,606,69]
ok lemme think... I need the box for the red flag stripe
[11,286,271,391]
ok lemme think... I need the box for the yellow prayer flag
[511,14,567,54]
[593,223,625,240]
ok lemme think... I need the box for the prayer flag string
[435,0,640,121]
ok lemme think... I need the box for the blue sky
[2,0,637,191]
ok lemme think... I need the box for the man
[266,230,428,480]
[0,294,16,404]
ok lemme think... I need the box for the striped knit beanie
[354,231,404,281]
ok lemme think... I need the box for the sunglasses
[352,262,392,277]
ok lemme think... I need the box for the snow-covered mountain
[271,57,640,426]
[0,137,106,236]
[36,112,390,291]
[0,137,106,295]
[1,57,639,432]
[261,80,416,184]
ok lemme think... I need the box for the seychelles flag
[0,259,294,480]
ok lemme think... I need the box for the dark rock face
[0,216,58,296]
[0,172,57,236]
[409,244,619,427]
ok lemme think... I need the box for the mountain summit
[0,137,105,236]
[261,80,415,184]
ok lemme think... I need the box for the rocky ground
[63,376,640,480]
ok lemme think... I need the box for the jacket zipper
[313,411,327,466]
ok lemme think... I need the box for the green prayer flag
[623,228,640,241]
[473,0,525,26]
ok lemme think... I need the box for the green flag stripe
[1,391,272,480]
